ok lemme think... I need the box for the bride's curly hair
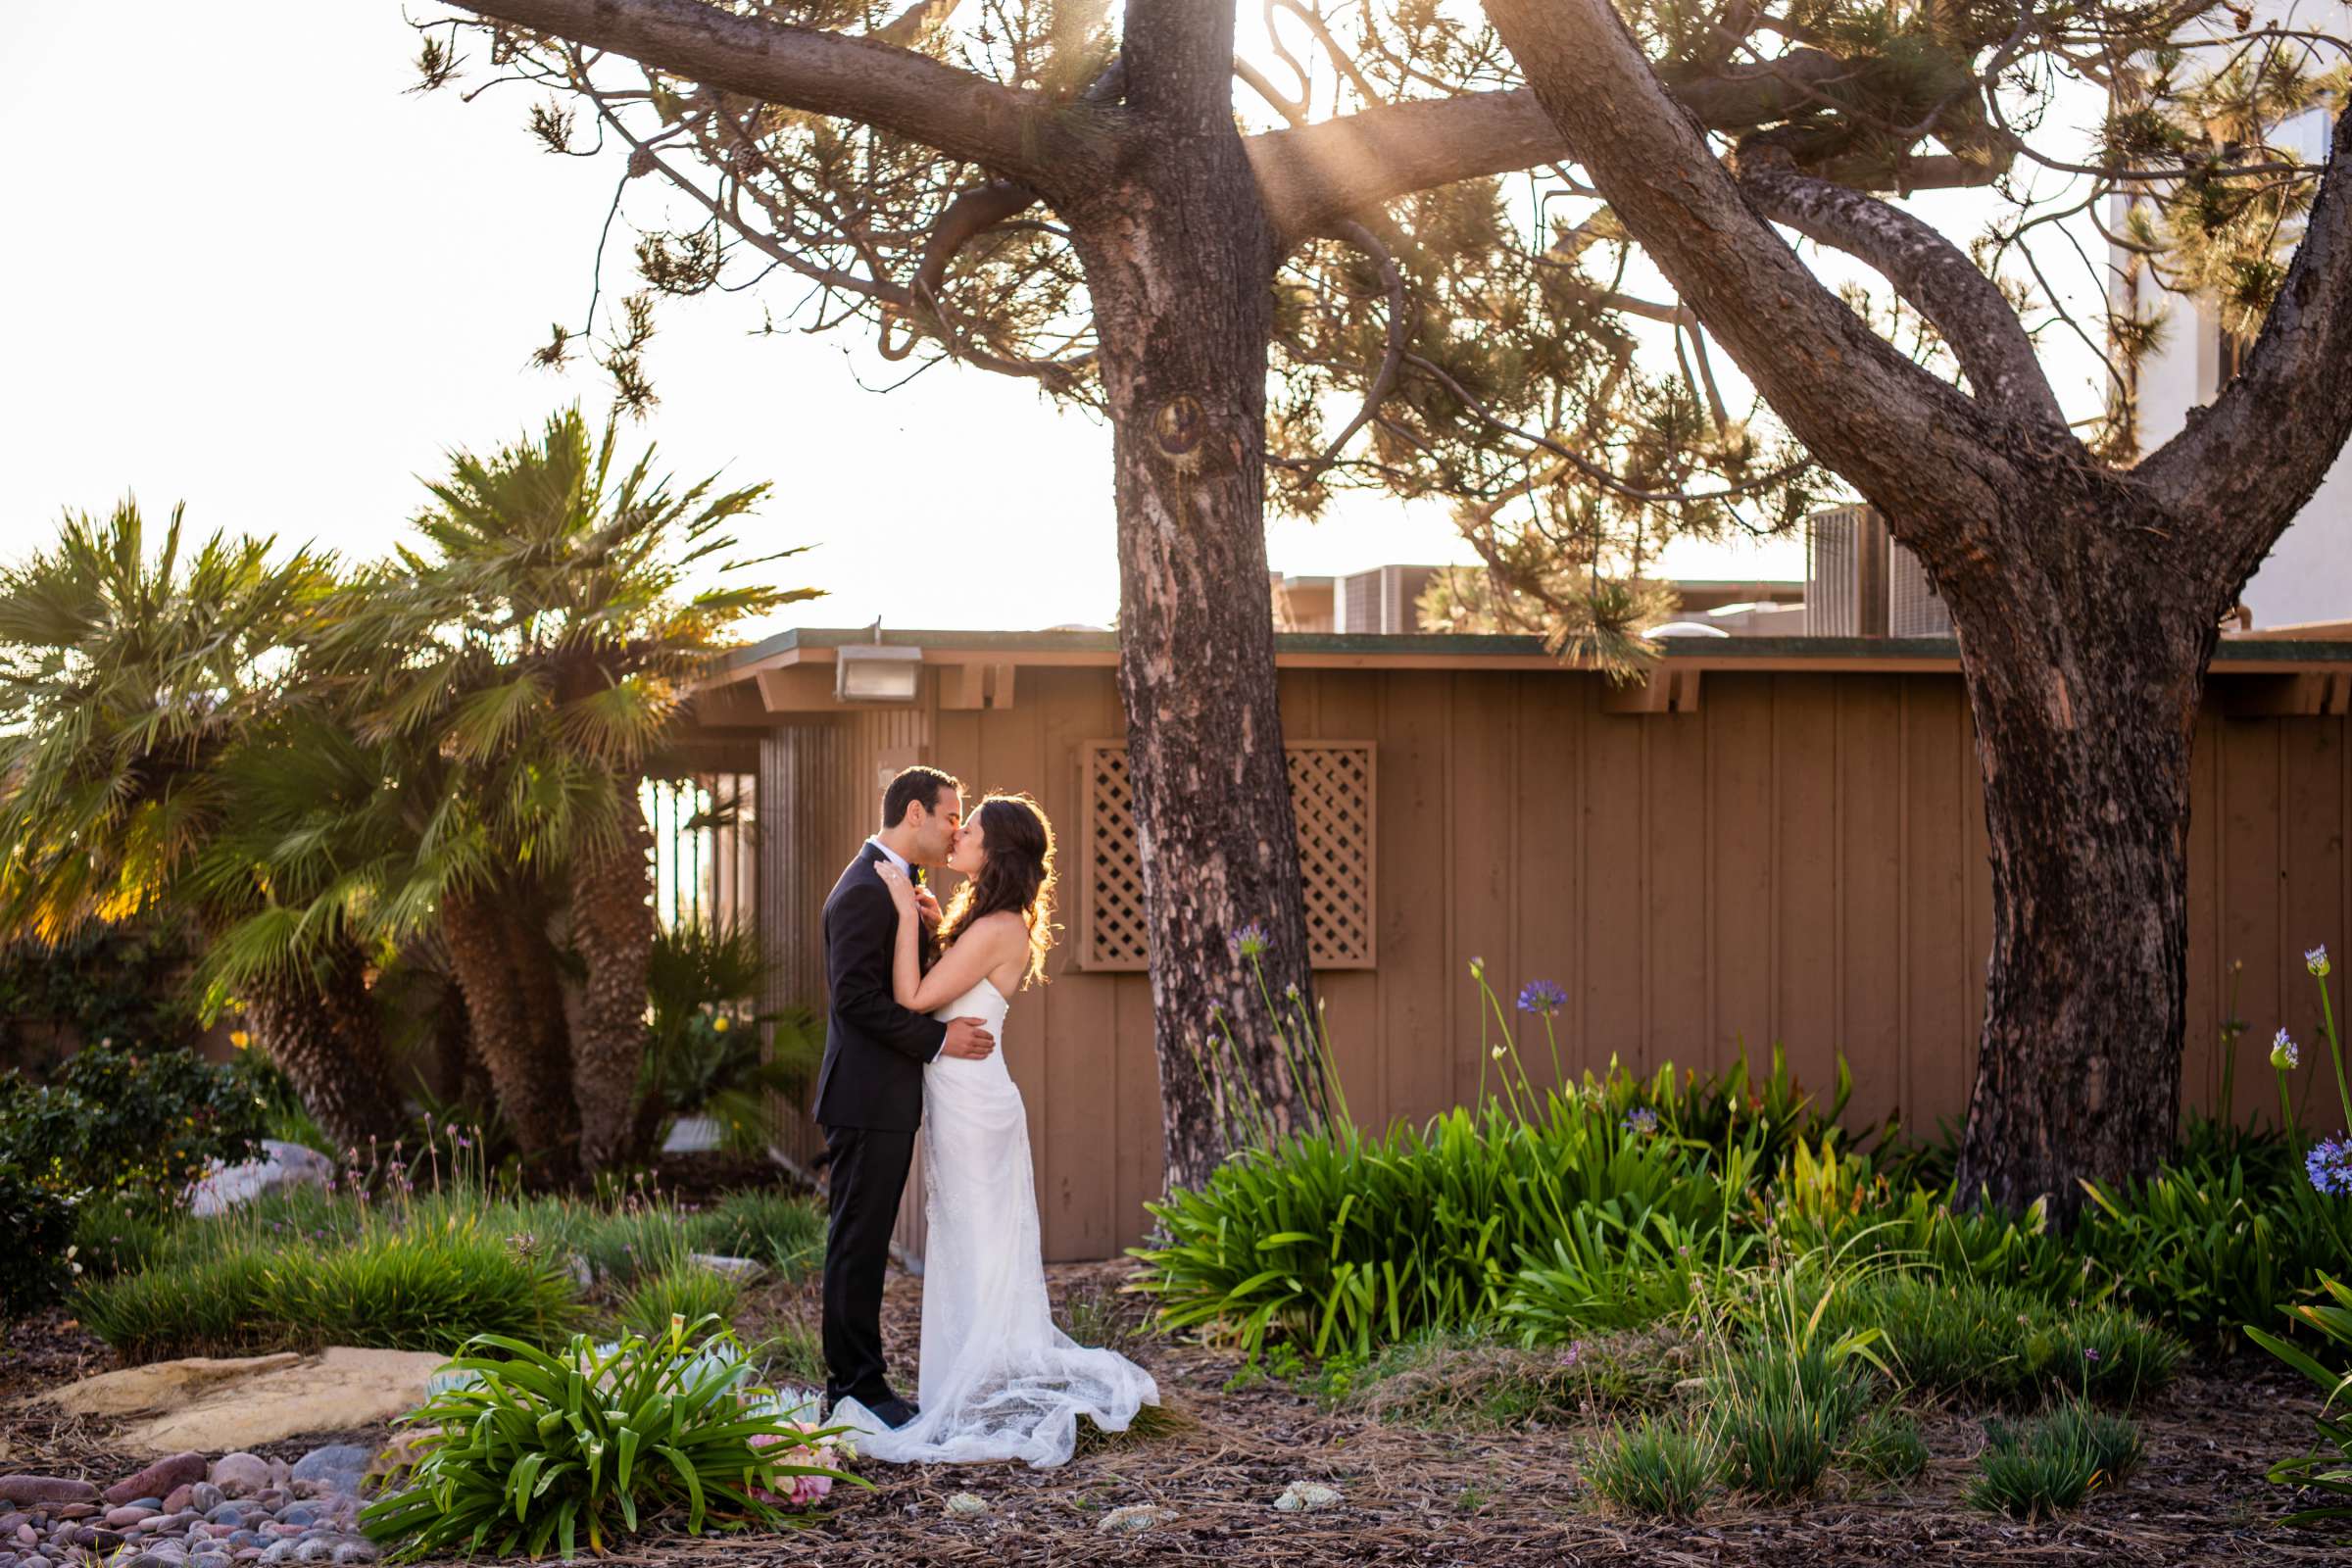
[936,792,1056,989]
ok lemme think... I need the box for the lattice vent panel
[1077,741,1376,971]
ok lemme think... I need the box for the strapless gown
[830,976,1158,1467]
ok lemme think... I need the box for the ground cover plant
[65,1126,826,1362]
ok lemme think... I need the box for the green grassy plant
[1708,1336,1874,1498]
[1581,1416,1722,1520]
[1841,1406,1930,1483]
[1965,1399,2141,1518]
[614,1262,745,1345]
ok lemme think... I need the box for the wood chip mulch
[6,1260,2345,1566]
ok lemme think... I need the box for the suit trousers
[821,1122,917,1409]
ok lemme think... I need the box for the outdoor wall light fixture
[836,643,924,702]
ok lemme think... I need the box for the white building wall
[2121,82,2347,628]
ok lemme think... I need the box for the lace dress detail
[830,977,1158,1467]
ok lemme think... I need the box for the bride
[837,791,1159,1467]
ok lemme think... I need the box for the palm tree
[339,410,813,1172]
[0,502,406,1148]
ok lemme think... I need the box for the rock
[686,1253,766,1283]
[53,1506,95,1522]
[1095,1505,1171,1535]
[188,1487,222,1516]
[105,1507,159,1529]
[105,1457,206,1509]
[32,1342,449,1462]
[0,1516,22,1536]
[162,1488,193,1516]
[8,1530,28,1549]
[1273,1480,1342,1513]
[25,1555,50,1568]
[203,1506,244,1528]
[185,1142,333,1218]
[286,1451,369,1501]
[328,1544,374,1565]
[943,1493,988,1518]
[0,1484,96,1511]
[209,1459,270,1501]
[257,1542,293,1564]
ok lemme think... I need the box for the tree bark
[243,953,407,1154]
[1923,470,2222,1215]
[440,886,580,1180]
[1056,0,1319,1195]
[568,806,658,1170]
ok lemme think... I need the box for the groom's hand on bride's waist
[940,1017,997,1059]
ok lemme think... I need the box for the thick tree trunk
[1060,4,1321,1197]
[440,887,579,1180]
[1924,475,2220,1217]
[569,806,658,1170]
[244,952,406,1154]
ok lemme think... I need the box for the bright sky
[0,7,1845,636]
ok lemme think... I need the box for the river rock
[187,1486,222,1516]
[0,1516,22,1537]
[209,1458,270,1501]
[285,1450,368,1500]
[0,1484,95,1511]
[328,1544,374,1564]
[54,1506,95,1522]
[105,1457,205,1508]
[105,1507,158,1529]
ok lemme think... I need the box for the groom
[815,763,997,1428]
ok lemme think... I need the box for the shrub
[1965,1399,2141,1518]
[2246,1272,2352,1529]
[69,1192,177,1279]
[0,1164,79,1317]
[1841,1406,1930,1483]
[1581,1416,1722,1519]
[1709,1337,1873,1498]
[0,1041,265,1208]
[75,1217,582,1360]
[1827,1275,2182,1405]
[614,1263,745,1345]
[362,1318,854,1560]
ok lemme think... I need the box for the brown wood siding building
[680,630,2352,1264]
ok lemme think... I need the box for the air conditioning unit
[1804,506,1947,637]
[1888,546,1952,637]
[1334,565,1437,634]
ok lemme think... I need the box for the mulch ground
[5,1258,2344,1567]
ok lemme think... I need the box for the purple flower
[2083,1348,2101,1363]
[1621,1107,1660,1137]
[2310,1136,2352,1197]
[2274,1029,2301,1070]
[1517,979,1568,1016]
[1228,921,1268,959]
[2309,945,2332,978]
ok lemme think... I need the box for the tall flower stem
[2317,970,2352,1135]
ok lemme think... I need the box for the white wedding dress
[830,976,1159,1468]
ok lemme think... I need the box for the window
[1075,741,1377,970]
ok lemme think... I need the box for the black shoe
[869,1396,920,1429]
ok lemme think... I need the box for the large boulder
[185,1143,334,1218]
[22,1350,445,1457]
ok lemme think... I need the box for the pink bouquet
[749,1423,843,1508]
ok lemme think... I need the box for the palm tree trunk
[569,805,657,1171]
[243,954,406,1153]
[440,886,579,1181]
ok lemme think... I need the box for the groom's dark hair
[882,764,961,829]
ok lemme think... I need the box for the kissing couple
[812,764,1158,1467]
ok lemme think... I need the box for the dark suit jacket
[812,844,948,1131]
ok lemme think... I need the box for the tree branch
[1737,158,2066,431]
[2140,111,2352,569]
[449,0,1120,196]
[1247,50,1865,242]
[1478,0,2004,538]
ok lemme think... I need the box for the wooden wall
[753,662,2352,1262]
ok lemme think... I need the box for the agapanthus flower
[1622,1107,1660,1137]
[2309,1136,2352,1197]
[1517,979,1569,1016]
[2309,945,2332,977]
[2274,1029,2301,1070]
[1491,1045,1507,1061]
[1228,921,1268,959]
